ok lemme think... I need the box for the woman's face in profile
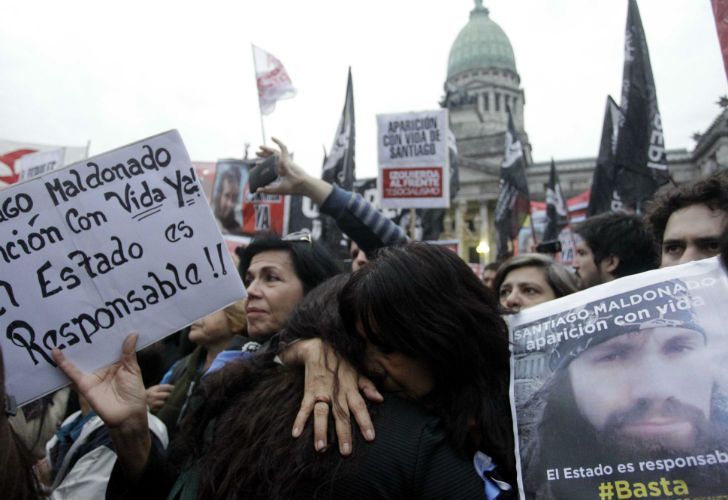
[498,265,556,312]
[244,250,304,338]
[358,327,434,400]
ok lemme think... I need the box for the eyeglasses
[282,230,312,244]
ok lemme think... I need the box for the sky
[1,0,725,180]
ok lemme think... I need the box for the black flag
[588,96,622,216]
[543,159,569,242]
[419,125,460,241]
[614,0,670,211]
[322,68,355,189]
[319,68,355,258]
[495,106,530,259]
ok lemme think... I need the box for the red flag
[713,0,728,81]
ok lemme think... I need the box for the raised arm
[52,334,151,481]
[257,138,408,255]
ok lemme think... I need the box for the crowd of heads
[2,166,727,498]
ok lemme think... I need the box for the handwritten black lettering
[44,145,173,206]
[65,207,108,233]
[0,192,33,223]
[0,279,19,315]
[162,168,200,208]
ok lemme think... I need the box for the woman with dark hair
[174,262,508,499]
[493,253,578,312]
[59,243,515,498]
[52,233,344,497]
[0,345,41,500]
[338,243,516,487]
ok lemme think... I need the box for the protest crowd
[2,1,728,499]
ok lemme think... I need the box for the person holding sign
[51,233,353,496]
[520,281,728,497]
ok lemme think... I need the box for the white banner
[377,109,450,209]
[15,148,65,182]
[509,257,728,498]
[0,138,87,187]
[0,130,245,405]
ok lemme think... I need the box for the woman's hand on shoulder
[281,338,383,455]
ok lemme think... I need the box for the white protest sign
[0,130,245,405]
[16,148,65,182]
[508,257,728,499]
[377,109,450,210]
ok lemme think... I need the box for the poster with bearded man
[508,257,728,499]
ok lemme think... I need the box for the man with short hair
[481,262,500,289]
[645,170,728,267]
[573,212,658,289]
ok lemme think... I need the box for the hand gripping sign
[0,130,245,406]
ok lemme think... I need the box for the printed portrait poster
[0,130,245,406]
[508,257,728,499]
[210,158,250,236]
[377,109,450,210]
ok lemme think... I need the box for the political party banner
[0,138,88,187]
[509,257,728,499]
[377,109,450,210]
[242,191,289,235]
[15,148,65,183]
[0,130,245,406]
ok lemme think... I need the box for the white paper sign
[377,109,450,210]
[508,257,728,499]
[16,148,65,182]
[0,130,245,405]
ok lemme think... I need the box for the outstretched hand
[52,333,148,430]
[283,338,383,456]
[256,137,333,205]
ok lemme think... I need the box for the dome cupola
[447,0,517,79]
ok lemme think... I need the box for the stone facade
[442,2,728,264]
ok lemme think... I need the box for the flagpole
[251,44,267,146]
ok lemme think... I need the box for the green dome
[447,1,517,78]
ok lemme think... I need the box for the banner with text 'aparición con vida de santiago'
[0,130,245,405]
[509,257,728,499]
[377,109,449,210]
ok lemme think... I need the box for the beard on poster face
[594,398,717,457]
